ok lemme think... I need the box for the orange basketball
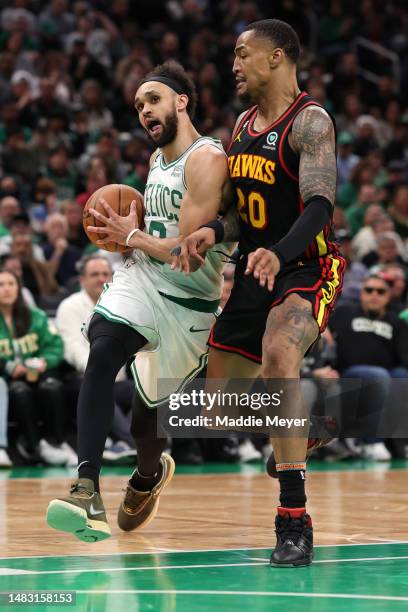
[83,184,145,253]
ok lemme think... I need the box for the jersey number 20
[237,188,267,230]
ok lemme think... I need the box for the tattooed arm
[291,105,336,205]
[245,106,337,291]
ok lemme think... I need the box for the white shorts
[93,254,218,407]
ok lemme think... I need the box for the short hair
[143,61,197,119]
[245,19,300,64]
[76,253,111,276]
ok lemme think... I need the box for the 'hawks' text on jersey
[228,92,338,260]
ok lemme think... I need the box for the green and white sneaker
[46,478,111,543]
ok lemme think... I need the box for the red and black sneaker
[266,415,339,479]
[270,507,313,567]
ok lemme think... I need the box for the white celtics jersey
[139,136,232,303]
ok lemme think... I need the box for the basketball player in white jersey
[46,61,234,542]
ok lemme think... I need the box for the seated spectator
[0,270,76,465]
[337,131,359,186]
[362,231,407,270]
[61,199,89,250]
[351,205,394,260]
[0,195,20,238]
[42,213,82,287]
[378,266,407,314]
[44,145,78,202]
[329,274,408,461]
[336,229,367,302]
[337,159,376,210]
[76,167,108,208]
[2,126,39,186]
[10,232,58,303]
[55,254,136,462]
[0,254,35,307]
[346,184,383,236]
[387,185,408,239]
[0,377,12,466]
[80,79,113,133]
[0,213,45,261]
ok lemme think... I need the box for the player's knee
[261,342,293,377]
[88,335,124,374]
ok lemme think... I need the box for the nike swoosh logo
[89,503,105,517]
[189,326,210,333]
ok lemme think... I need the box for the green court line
[2,458,408,479]
[1,545,407,612]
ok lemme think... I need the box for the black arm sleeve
[270,196,332,266]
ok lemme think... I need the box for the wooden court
[0,461,407,610]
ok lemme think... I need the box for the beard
[149,110,178,148]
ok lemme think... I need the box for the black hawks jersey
[228,92,338,261]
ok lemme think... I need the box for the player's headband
[138,76,185,95]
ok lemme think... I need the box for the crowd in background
[0,0,407,467]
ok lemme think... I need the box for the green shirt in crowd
[0,307,64,377]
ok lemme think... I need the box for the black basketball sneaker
[270,507,313,567]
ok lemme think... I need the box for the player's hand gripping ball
[83,184,145,253]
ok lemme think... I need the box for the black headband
[139,76,185,95]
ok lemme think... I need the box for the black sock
[78,462,101,493]
[277,466,307,508]
[77,314,146,493]
[131,463,163,491]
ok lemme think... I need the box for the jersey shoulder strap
[182,136,225,189]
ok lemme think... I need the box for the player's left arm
[245,106,336,291]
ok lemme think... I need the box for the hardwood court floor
[0,461,407,610]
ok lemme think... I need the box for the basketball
[83,184,145,253]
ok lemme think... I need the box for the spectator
[362,231,407,270]
[61,199,88,250]
[0,269,75,465]
[329,274,408,460]
[337,131,360,186]
[10,232,58,303]
[0,213,45,262]
[351,205,392,259]
[55,254,136,461]
[336,229,368,303]
[346,184,383,235]
[378,266,407,314]
[41,213,82,287]
[44,145,78,202]
[387,185,408,239]
[80,79,113,133]
[0,196,21,237]
[0,254,36,307]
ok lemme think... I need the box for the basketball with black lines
[83,184,145,253]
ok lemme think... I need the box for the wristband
[125,228,140,247]
[199,220,224,244]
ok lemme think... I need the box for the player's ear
[269,48,283,69]
[176,93,189,113]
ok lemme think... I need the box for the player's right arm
[171,112,247,273]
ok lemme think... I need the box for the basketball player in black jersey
[172,19,346,566]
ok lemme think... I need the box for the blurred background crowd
[0,0,407,468]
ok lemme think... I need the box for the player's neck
[160,120,201,165]
[254,74,300,131]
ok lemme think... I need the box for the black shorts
[209,253,346,364]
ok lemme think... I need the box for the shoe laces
[276,514,306,543]
[70,482,93,498]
